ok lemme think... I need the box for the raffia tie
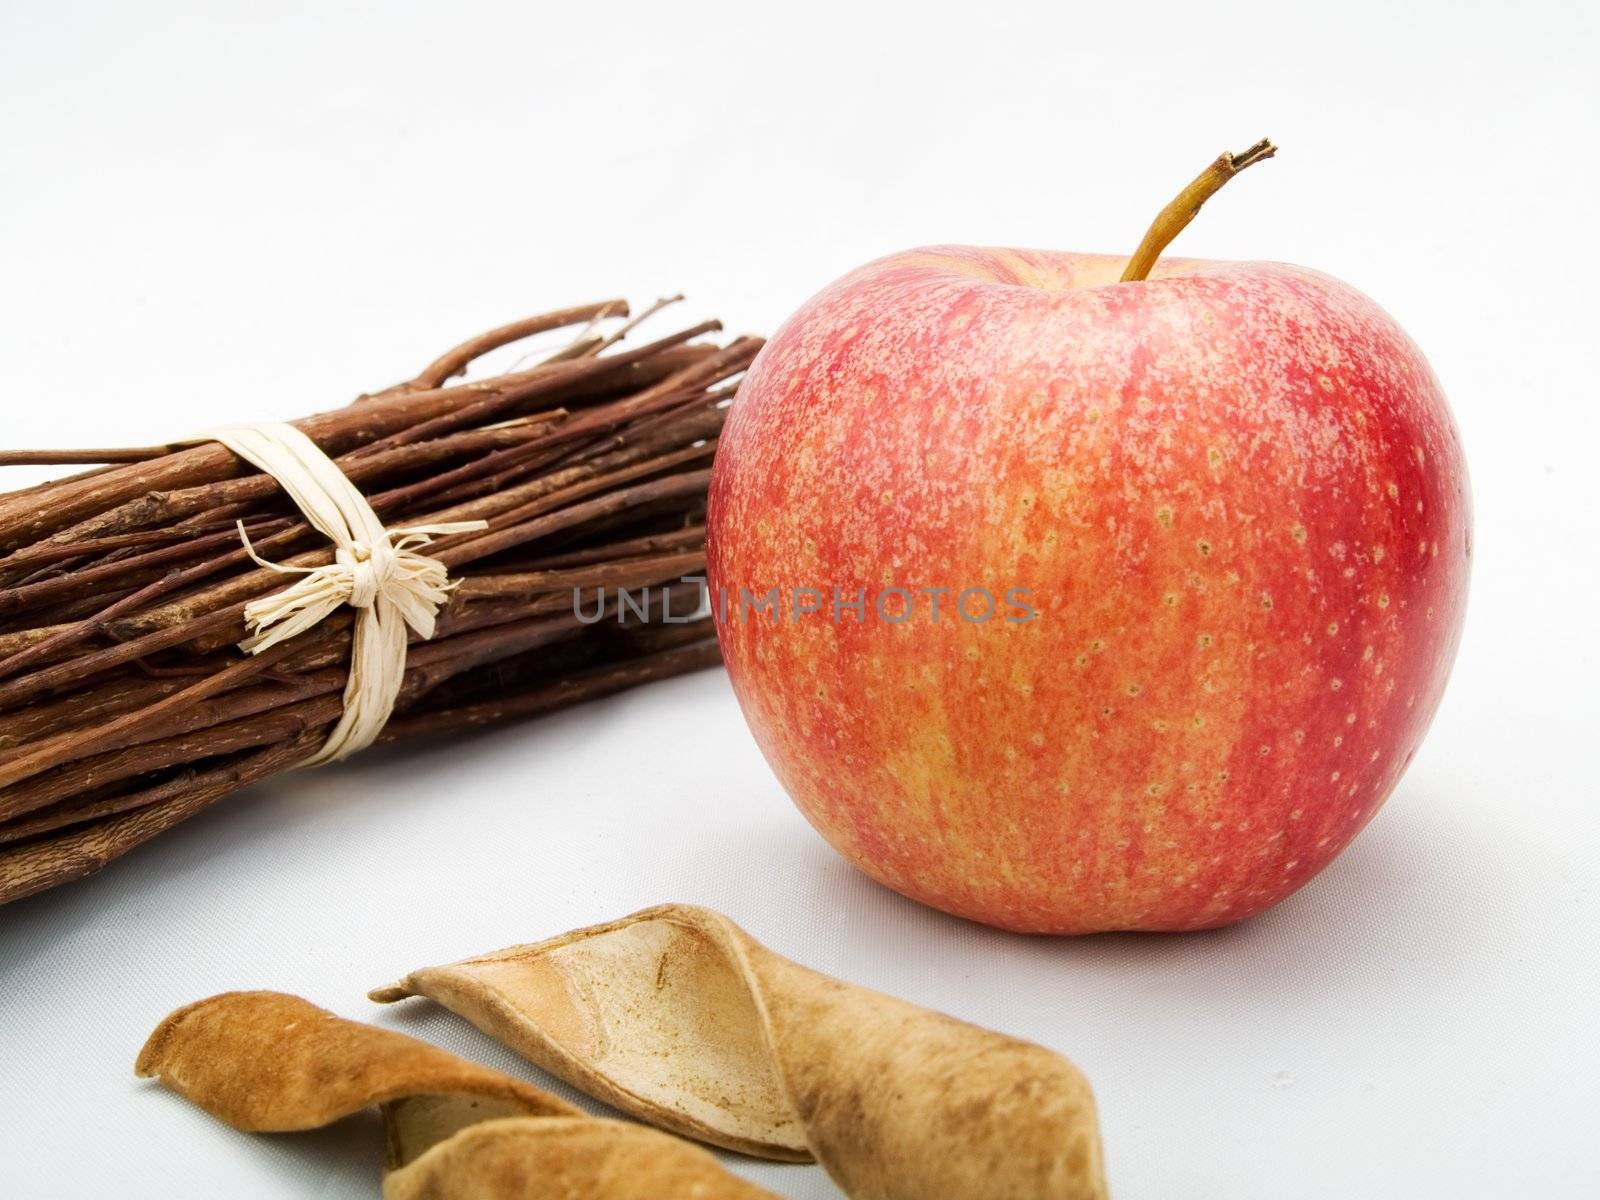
[206,424,487,766]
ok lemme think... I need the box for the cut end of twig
[1120,137,1278,283]
[1226,137,1277,174]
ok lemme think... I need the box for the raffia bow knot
[238,526,469,655]
[342,539,392,611]
[208,423,487,765]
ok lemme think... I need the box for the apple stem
[1120,138,1277,283]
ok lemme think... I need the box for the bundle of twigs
[0,299,757,904]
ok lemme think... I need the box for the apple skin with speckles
[707,247,1470,934]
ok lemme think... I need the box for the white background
[2,2,1596,1197]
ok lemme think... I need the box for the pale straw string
[203,424,487,766]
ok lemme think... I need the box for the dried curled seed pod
[135,990,777,1200]
[370,904,1109,1200]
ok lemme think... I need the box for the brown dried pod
[135,990,777,1200]
[370,904,1109,1200]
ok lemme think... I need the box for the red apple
[707,241,1469,934]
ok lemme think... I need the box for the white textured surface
[1,2,1595,1197]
